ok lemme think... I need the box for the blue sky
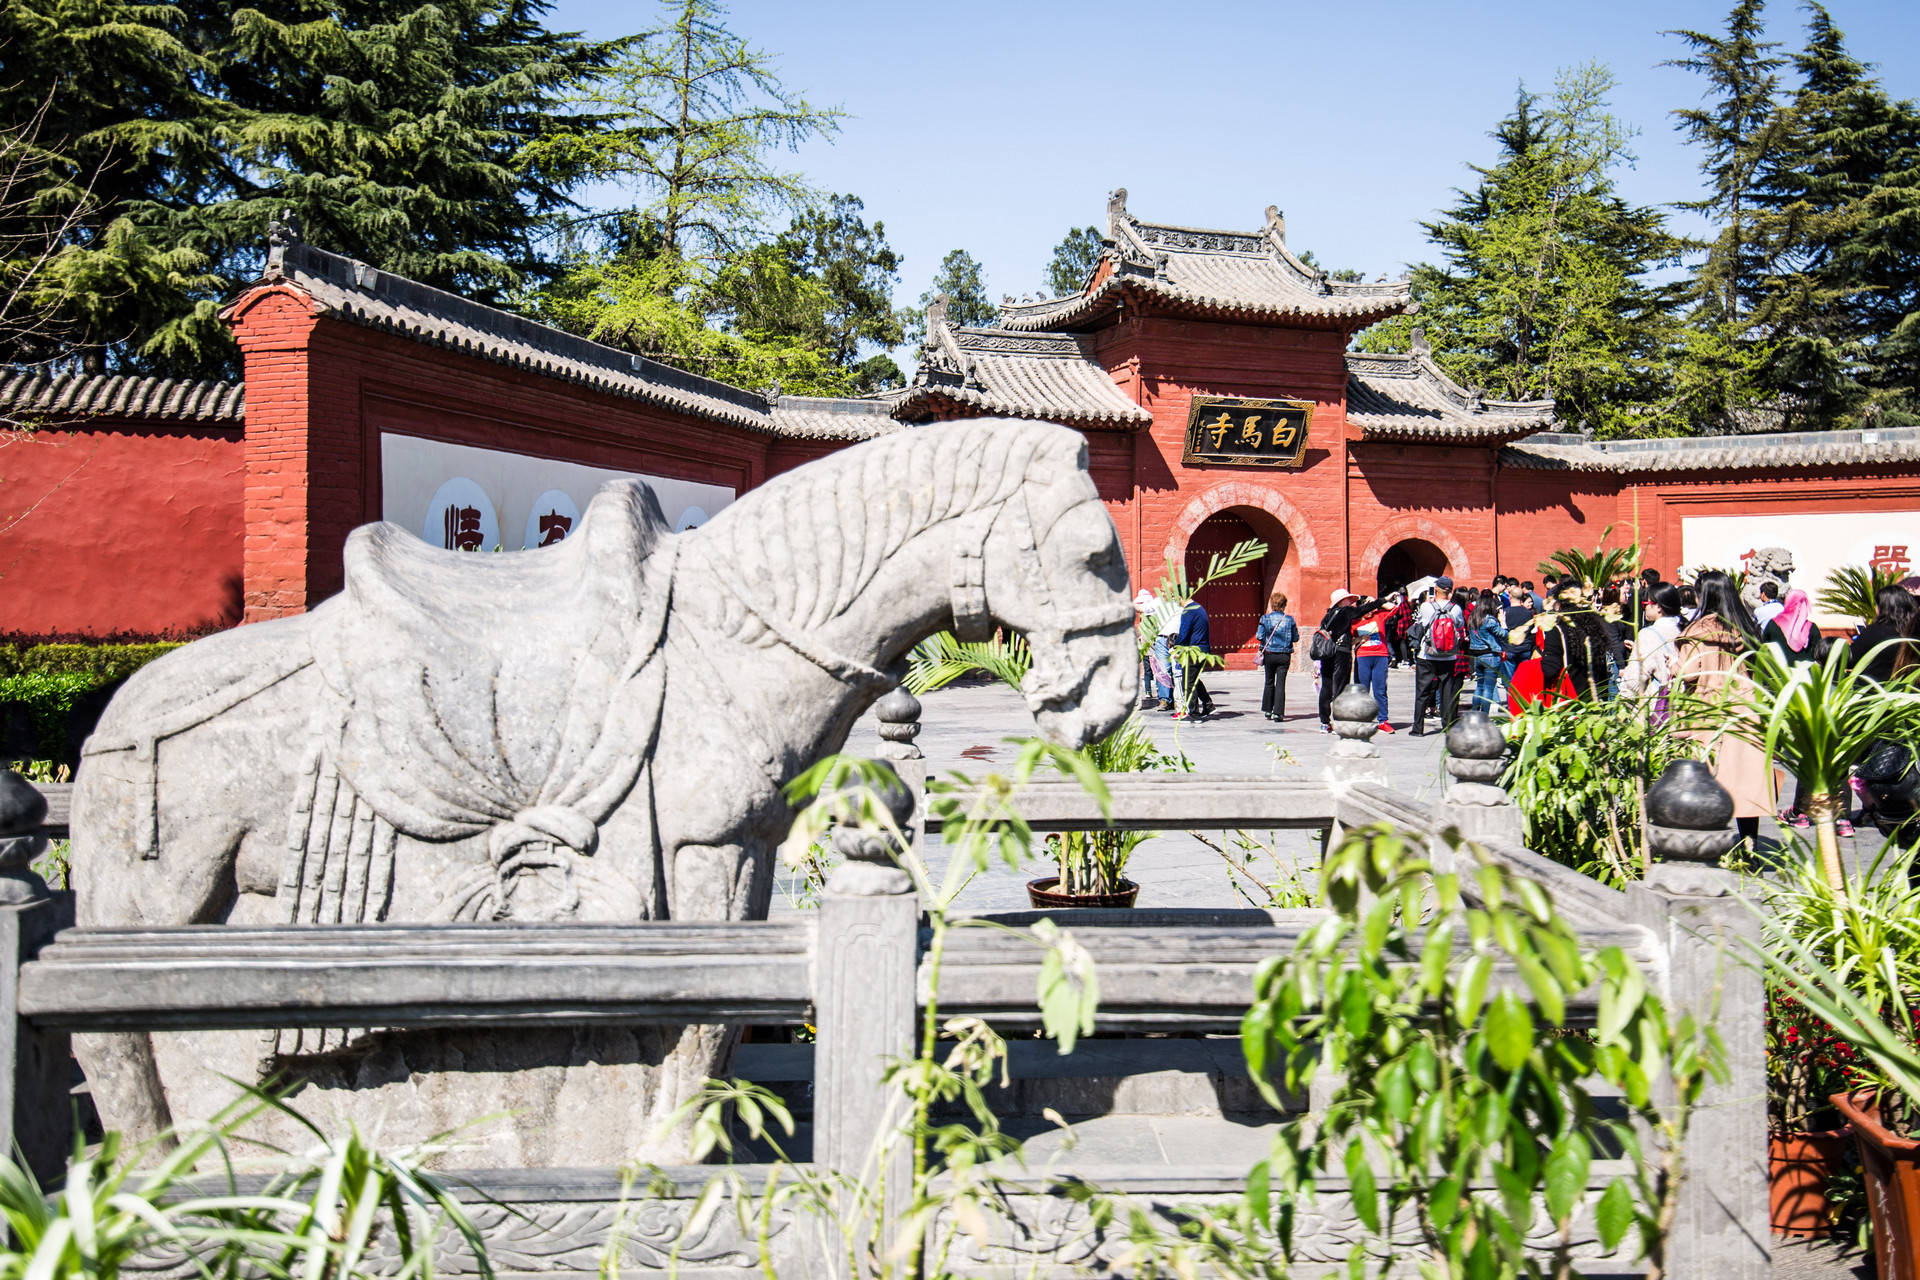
[545,0,1920,314]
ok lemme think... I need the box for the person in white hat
[1313,586,1377,732]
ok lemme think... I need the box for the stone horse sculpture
[70,418,1137,1165]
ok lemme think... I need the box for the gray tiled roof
[895,320,1152,429]
[998,194,1410,332]
[1501,425,1920,473]
[1345,349,1555,442]
[242,231,890,442]
[768,393,903,441]
[0,372,244,424]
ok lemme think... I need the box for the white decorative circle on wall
[523,489,581,549]
[674,506,710,532]
[424,477,499,553]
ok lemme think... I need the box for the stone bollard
[814,759,918,1260]
[1624,759,1768,1278]
[0,769,70,1179]
[1325,682,1387,790]
[1433,709,1523,846]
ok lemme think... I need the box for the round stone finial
[1331,683,1380,741]
[875,686,923,761]
[0,769,49,905]
[1645,759,1738,864]
[1445,710,1506,783]
[827,761,916,866]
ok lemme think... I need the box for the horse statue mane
[692,417,1086,639]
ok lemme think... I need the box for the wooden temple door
[1185,511,1265,667]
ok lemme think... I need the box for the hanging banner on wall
[380,434,735,551]
[1680,510,1920,627]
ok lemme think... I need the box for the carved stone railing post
[0,771,70,1179]
[815,761,917,1265]
[1624,760,1768,1279]
[1326,683,1387,790]
[873,686,925,829]
[1434,709,1523,848]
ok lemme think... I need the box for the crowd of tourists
[1146,562,1920,842]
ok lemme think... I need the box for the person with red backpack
[1409,577,1465,736]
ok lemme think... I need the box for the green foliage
[542,0,841,267]
[1500,697,1699,888]
[1358,66,1693,437]
[0,642,179,679]
[1761,838,1920,1125]
[1047,715,1188,895]
[1043,225,1103,297]
[912,249,994,338]
[0,1094,489,1280]
[1665,0,1789,326]
[1239,826,1723,1278]
[8,0,614,374]
[1537,525,1640,590]
[1817,561,1904,625]
[0,672,101,762]
[1725,636,1920,887]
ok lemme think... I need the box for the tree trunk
[1807,791,1846,890]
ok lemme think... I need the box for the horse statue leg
[69,622,316,1142]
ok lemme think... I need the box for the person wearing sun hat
[1313,585,1377,733]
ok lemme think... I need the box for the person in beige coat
[1675,569,1772,844]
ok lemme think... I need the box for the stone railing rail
[0,684,1766,1278]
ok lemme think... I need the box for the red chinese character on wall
[1872,544,1912,576]
[443,504,484,552]
[537,510,572,546]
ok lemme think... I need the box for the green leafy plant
[1727,637,1920,888]
[1239,825,1724,1279]
[1538,525,1640,591]
[0,1094,489,1280]
[0,642,180,680]
[0,672,100,762]
[1500,697,1699,888]
[1046,714,1187,895]
[1818,563,1906,627]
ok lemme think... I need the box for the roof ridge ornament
[1264,205,1285,241]
[1107,187,1129,239]
[1409,327,1430,357]
[265,211,303,280]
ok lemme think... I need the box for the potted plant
[1763,839,1920,1268]
[1028,713,1185,908]
[1767,986,1856,1237]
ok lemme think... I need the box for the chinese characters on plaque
[1181,396,1313,469]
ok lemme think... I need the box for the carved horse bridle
[952,471,1135,708]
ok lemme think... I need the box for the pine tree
[1044,226,1102,297]
[1665,0,1789,324]
[7,0,613,376]
[912,250,994,337]
[1359,67,1687,436]
[556,0,842,267]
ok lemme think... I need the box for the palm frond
[905,631,1033,695]
[1818,563,1904,625]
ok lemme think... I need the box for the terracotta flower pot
[1769,1126,1851,1237]
[1835,1090,1920,1279]
[1026,877,1139,909]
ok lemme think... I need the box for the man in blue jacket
[1171,598,1215,719]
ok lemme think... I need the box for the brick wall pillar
[227,287,364,621]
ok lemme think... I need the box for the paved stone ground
[825,664,1869,1277]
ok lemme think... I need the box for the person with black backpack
[1312,587,1377,733]
[1409,577,1465,735]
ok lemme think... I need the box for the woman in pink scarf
[1761,589,1818,662]
[1763,588,1832,829]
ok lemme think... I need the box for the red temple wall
[0,417,243,636]
[1492,470,1626,586]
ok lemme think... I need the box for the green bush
[0,672,111,762]
[0,642,180,680]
